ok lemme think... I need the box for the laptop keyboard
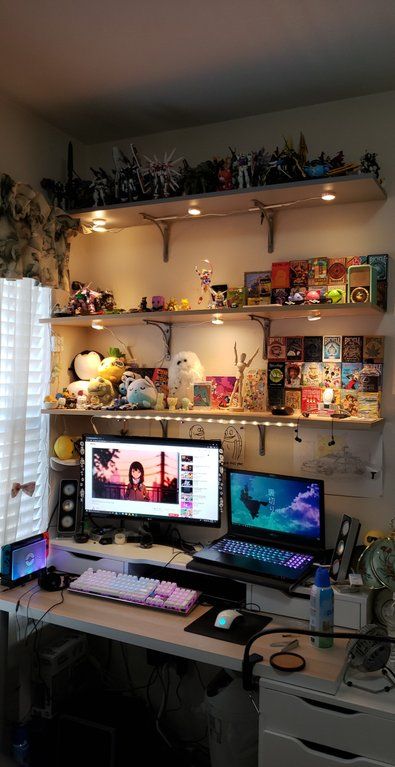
[213,539,314,570]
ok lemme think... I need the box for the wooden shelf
[41,407,383,429]
[70,174,385,229]
[40,302,384,328]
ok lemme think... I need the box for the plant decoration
[0,172,81,289]
[41,135,381,213]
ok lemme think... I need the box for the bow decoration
[10,481,36,499]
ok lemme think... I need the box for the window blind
[0,278,51,544]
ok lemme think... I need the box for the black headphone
[38,566,71,592]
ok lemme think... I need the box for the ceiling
[0,0,395,144]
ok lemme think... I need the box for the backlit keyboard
[69,568,200,615]
[214,540,313,570]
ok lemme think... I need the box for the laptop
[191,468,325,588]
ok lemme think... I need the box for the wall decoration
[294,429,383,498]
[206,376,236,408]
[323,336,342,362]
[180,421,245,468]
[193,382,212,408]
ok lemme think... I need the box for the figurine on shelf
[230,148,253,189]
[90,167,112,207]
[216,157,234,191]
[68,282,101,315]
[178,298,191,311]
[139,297,150,312]
[195,259,213,305]
[228,343,259,411]
[209,286,227,309]
[360,151,380,179]
[166,297,178,311]
[143,149,183,198]
[152,295,165,311]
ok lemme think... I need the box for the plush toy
[168,351,205,406]
[119,370,141,398]
[68,350,103,395]
[97,356,126,385]
[126,377,157,409]
[87,377,114,407]
[53,435,80,460]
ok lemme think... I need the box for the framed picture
[193,382,212,409]
[244,271,271,305]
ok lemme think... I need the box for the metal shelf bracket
[143,319,172,360]
[159,420,169,439]
[257,425,266,456]
[141,213,171,262]
[249,315,271,359]
[251,200,275,253]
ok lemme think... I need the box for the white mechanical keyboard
[69,568,200,615]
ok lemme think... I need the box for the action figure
[195,259,213,305]
[228,342,259,411]
[90,168,111,207]
[143,149,183,198]
[230,148,253,189]
[209,286,227,309]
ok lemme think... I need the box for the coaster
[184,606,271,645]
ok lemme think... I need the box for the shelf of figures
[41,407,384,430]
[40,301,384,328]
[69,173,386,230]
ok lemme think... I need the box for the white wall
[66,90,395,546]
[0,91,87,190]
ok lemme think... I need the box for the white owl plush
[168,351,205,406]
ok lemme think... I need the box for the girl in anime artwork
[124,461,149,501]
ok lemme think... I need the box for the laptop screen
[227,469,325,550]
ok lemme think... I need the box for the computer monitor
[227,468,325,550]
[81,434,223,527]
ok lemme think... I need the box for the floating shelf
[70,174,385,229]
[41,407,383,430]
[69,174,386,257]
[40,301,384,328]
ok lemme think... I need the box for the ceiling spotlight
[92,218,107,232]
[188,206,201,216]
[91,319,104,330]
[308,310,321,322]
[321,193,336,202]
[211,314,223,325]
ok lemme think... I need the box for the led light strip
[97,413,297,428]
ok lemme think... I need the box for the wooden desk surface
[0,583,347,695]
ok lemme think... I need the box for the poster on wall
[293,429,383,497]
[179,421,245,469]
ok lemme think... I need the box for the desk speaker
[57,479,80,537]
[330,514,361,582]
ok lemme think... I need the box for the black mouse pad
[184,607,272,645]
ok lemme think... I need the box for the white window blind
[0,278,51,544]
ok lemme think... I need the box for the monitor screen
[227,469,325,549]
[82,434,223,527]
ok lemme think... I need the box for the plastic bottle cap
[314,566,331,587]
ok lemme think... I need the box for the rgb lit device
[1,532,48,588]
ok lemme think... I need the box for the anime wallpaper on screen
[92,448,179,504]
[229,472,321,538]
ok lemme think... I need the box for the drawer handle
[301,698,357,715]
[300,739,358,760]
[70,553,103,561]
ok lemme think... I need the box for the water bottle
[11,724,30,766]
[309,567,334,648]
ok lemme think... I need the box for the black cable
[46,501,59,532]
[147,551,188,579]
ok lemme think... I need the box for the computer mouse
[214,609,244,630]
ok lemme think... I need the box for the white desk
[0,542,393,766]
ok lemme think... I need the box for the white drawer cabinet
[259,731,391,767]
[259,682,395,767]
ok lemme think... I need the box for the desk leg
[0,610,9,754]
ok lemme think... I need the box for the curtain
[0,278,51,544]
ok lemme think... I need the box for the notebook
[191,468,325,587]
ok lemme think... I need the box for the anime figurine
[152,295,165,311]
[139,297,150,312]
[360,151,380,179]
[67,283,101,315]
[143,149,183,198]
[217,157,233,190]
[195,260,213,305]
[230,148,253,189]
[229,343,259,411]
[168,351,205,406]
[178,298,191,311]
[209,286,227,309]
[166,297,178,311]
